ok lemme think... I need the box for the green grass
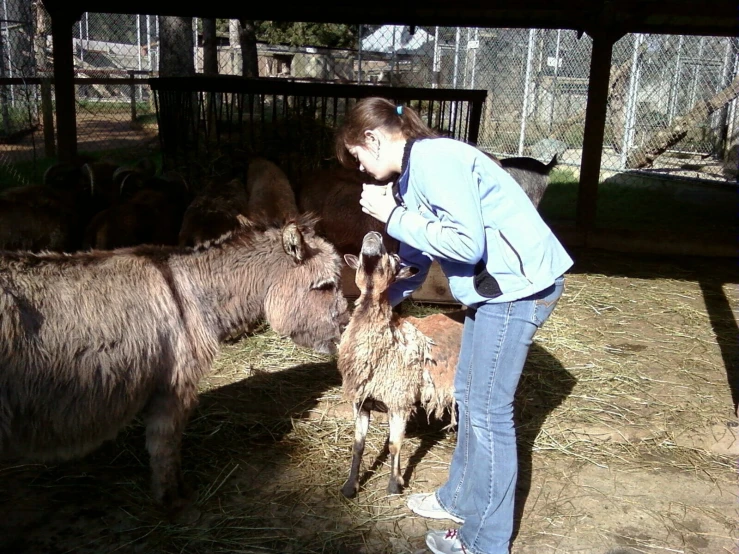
[0,104,36,136]
[76,100,155,116]
[539,166,738,233]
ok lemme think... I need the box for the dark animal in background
[0,162,96,252]
[83,158,156,213]
[499,154,558,208]
[338,231,464,497]
[0,157,162,254]
[298,166,399,256]
[84,169,190,250]
[246,157,299,221]
[178,177,251,247]
[0,214,349,509]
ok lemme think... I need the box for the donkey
[0,213,349,509]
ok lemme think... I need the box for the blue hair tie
[396,105,403,115]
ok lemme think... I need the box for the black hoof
[387,481,403,495]
[341,481,358,498]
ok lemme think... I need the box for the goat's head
[344,231,418,298]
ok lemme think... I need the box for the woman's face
[346,129,395,181]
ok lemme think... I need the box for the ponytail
[335,97,438,168]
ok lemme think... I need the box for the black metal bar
[148,76,487,106]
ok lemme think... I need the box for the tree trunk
[202,18,218,75]
[158,16,194,77]
[239,19,259,78]
[553,39,648,140]
[33,0,50,74]
[625,73,739,169]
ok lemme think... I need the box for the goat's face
[344,231,417,297]
[264,221,349,355]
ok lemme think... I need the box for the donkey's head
[263,215,349,355]
[343,231,418,301]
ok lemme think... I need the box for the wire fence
[1,6,738,189]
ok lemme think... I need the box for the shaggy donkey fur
[0,214,348,509]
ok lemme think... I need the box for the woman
[335,97,573,554]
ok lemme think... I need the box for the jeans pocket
[532,277,565,327]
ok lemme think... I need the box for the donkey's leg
[387,411,408,494]
[143,385,197,509]
[341,400,371,498]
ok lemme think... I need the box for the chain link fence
[1,10,737,193]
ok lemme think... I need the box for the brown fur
[84,173,190,250]
[297,166,398,256]
[0,213,349,508]
[337,231,463,497]
[178,178,250,248]
[246,158,299,221]
[0,161,104,252]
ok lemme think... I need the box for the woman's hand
[360,183,397,224]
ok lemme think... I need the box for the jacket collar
[393,138,417,201]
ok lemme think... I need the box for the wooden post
[40,78,55,158]
[468,94,485,146]
[577,29,620,236]
[129,70,137,124]
[50,10,79,163]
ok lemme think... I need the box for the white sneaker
[426,529,468,554]
[407,493,464,524]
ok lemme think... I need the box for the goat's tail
[545,154,559,173]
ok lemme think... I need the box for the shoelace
[443,529,467,552]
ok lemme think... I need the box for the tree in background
[215,20,358,50]
[158,16,194,77]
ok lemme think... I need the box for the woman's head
[335,97,438,174]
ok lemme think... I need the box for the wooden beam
[576,30,619,237]
[38,0,739,38]
[50,12,78,163]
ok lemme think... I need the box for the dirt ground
[0,112,159,166]
[0,247,736,554]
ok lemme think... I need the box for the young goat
[338,231,464,497]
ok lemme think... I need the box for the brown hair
[335,97,438,168]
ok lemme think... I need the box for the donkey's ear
[282,222,306,263]
[344,254,359,270]
[396,265,419,281]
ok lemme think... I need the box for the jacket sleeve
[387,242,433,307]
[385,152,485,264]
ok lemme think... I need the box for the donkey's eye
[312,280,335,291]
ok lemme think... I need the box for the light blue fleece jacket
[386,138,573,307]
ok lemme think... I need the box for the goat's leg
[341,400,371,498]
[143,386,197,510]
[387,411,408,494]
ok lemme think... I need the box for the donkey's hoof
[387,481,403,495]
[341,481,359,498]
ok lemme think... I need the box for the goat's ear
[396,265,419,281]
[344,254,359,270]
[282,222,306,263]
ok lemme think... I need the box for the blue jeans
[436,276,565,554]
